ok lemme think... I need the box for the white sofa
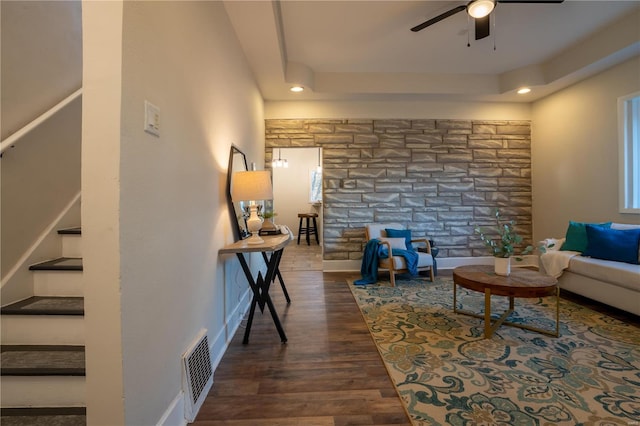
[540,223,640,316]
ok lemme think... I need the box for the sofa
[540,222,640,316]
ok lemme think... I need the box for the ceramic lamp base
[245,204,264,244]
[245,232,264,244]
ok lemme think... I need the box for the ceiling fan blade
[411,5,466,32]
[475,15,490,40]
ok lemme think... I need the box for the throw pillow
[560,221,611,252]
[583,225,640,265]
[385,228,412,251]
[611,223,640,261]
[379,237,406,250]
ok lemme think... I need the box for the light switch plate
[144,100,160,137]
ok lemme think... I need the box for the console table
[219,233,292,344]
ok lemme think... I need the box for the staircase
[1,227,87,425]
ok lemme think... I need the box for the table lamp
[231,170,273,244]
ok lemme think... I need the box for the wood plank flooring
[193,243,410,425]
[193,243,639,425]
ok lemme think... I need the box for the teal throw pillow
[560,221,611,252]
[385,228,413,251]
[583,225,640,264]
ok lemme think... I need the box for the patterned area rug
[348,276,640,426]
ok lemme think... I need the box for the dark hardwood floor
[193,242,410,425]
[193,244,638,425]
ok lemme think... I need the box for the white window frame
[618,91,640,214]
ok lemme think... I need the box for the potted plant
[261,210,278,230]
[474,209,533,276]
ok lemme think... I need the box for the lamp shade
[231,170,273,202]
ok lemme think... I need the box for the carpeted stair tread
[1,345,85,376]
[1,407,86,426]
[29,257,83,271]
[1,296,84,316]
[57,227,82,235]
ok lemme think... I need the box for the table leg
[264,292,287,343]
[453,281,458,313]
[555,286,560,337]
[262,249,288,343]
[236,250,288,344]
[237,253,265,311]
[243,297,258,344]
[484,289,492,338]
[262,251,290,304]
[453,282,558,338]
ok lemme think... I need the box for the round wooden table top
[453,265,558,298]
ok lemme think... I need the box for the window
[619,91,640,214]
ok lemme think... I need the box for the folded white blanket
[540,250,580,278]
[540,237,564,251]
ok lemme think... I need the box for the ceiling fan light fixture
[467,0,495,19]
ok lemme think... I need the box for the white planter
[494,257,511,276]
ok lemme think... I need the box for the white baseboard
[322,259,360,272]
[436,256,493,269]
[156,287,251,426]
[210,287,251,369]
[156,392,186,426]
[322,256,537,272]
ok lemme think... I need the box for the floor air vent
[183,330,213,422]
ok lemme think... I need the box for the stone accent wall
[265,119,532,261]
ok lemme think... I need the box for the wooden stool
[297,213,319,245]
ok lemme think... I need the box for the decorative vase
[262,217,277,231]
[494,257,511,276]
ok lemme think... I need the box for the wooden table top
[453,265,558,298]
[219,233,292,255]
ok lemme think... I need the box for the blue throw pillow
[560,221,611,252]
[385,228,413,251]
[583,225,640,264]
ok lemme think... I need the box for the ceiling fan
[411,0,565,41]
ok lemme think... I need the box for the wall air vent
[182,329,213,422]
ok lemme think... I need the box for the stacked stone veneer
[265,119,532,262]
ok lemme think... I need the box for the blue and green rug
[348,276,640,426]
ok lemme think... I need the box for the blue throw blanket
[354,239,419,285]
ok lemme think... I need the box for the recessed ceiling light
[290,86,304,93]
[517,87,531,95]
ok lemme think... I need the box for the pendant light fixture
[271,148,288,168]
[316,148,322,173]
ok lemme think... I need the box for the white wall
[272,147,322,238]
[1,0,82,302]
[82,1,264,424]
[531,56,640,241]
[1,98,81,302]
[265,100,531,120]
[0,0,82,140]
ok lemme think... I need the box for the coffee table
[452,265,559,338]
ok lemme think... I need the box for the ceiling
[224,1,640,103]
